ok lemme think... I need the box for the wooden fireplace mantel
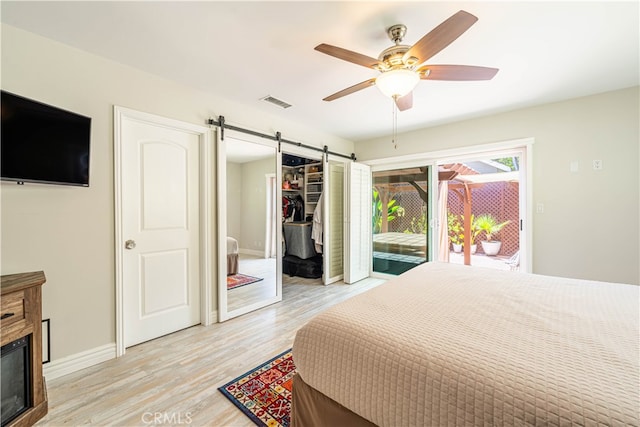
[1,271,48,427]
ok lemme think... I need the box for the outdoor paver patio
[448,251,514,270]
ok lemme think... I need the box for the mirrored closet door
[217,129,282,321]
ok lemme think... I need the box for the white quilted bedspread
[226,236,239,254]
[293,263,640,426]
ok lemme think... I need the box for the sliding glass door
[438,151,525,271]
[372,166,431,275]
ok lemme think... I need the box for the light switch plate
[570,161,579,172]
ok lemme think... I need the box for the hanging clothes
[293,195,304,222]
[284,195,304,223]
[282,196,293,220]
[312,193,323,253]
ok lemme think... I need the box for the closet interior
[282,153,323,281]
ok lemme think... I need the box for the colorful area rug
[227,273,264,290]
[219,349,295,427]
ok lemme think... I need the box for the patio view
[372,157,520,275]
[372,166,430,275]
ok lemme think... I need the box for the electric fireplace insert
[1,335,31,427]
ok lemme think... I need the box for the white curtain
[437,181,450,262]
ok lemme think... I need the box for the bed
[226,237,239,275]
[291,262,639,426]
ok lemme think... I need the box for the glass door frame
[369,160,437,279]
[436,146,530,272]
[362,137,533,278]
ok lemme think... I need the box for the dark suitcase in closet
[283,254,322,279]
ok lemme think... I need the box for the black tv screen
[1,91,91,187]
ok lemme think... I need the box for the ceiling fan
[315,10,499,111]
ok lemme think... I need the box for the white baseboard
[239,248,265,257]
[43,343,116,381]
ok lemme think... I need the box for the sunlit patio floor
[373,249,518,274]
[448,251,516,271]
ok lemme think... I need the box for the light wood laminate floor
[36,276,385,426]
[227,255,276,312]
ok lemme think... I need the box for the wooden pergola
[446,164,519,265]
[372,167,454,233]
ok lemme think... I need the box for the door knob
[125,240,136,250]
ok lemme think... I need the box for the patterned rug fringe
[219,349,294,427]
[227,273,264,290]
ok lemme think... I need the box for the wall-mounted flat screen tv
[1,91,91,187]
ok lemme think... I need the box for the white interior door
[120,114,201,347]
[345,161,371,283]
[323,160,345,284]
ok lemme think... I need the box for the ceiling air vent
[261,95,292,109]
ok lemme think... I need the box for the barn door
[344,162,371,283]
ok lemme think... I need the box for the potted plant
[474,214,510,256]
[447,211,464,253]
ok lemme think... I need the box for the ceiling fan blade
[315,43,383,69]
[323,78,377,101]
[403,10,478,65]
[395,92,413,111]
[420,64,499,81]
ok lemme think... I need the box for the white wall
[240,157,276,254]
[227,157,275,255]
[356,87,640,285]
[0,24,354,366]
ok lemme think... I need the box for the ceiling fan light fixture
[375,69,419,98]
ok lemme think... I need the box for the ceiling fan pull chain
[391,97,398,150]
